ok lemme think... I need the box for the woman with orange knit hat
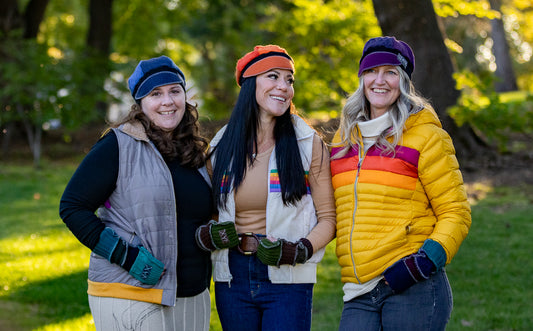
[195,45,336,330]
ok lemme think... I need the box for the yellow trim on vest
[87,279,164,304]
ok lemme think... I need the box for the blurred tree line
[1,0,532,166]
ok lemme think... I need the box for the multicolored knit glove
[383,251,436,293]
[195,220,239,251]
[127,246,165,285]
[93,227,164,285]
[257,238,313,267]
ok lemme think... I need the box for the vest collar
[120,120,150,142]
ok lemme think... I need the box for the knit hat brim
[241,55,295,79]
[358,51,405,77]
[133,71,185,100]
[235,45,294,86]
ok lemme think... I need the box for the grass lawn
[0,160,532,330]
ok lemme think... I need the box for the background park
[1,0,532,330]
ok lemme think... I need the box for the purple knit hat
[358,36,415,78]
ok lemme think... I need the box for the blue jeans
[215,250,314,331]
[339,269,453,331]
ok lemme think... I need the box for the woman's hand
[257,237,313,266]
[383,251,436,293]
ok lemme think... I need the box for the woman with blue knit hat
[60,55,214,330]
[195,45,336,330]
[331,36,471,330]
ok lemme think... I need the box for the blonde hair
[335,67,431,157]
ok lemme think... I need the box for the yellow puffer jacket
[331,108,471,284]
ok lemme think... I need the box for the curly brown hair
[114,102,208,168]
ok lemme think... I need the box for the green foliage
[1,39,62,126]
[0,38,108,130]
[434,0,499,19]
[436,0,533,92]
[112,0,188,59]
[3,0,533,135]
[449,70,533,152]
[176,0,286,118]
[265,0,380,113]
[505,1,533,92]
[107,0,379,118]
[38,0,89,51]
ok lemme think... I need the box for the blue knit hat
[358,36,415,78]
[128,55,186,101]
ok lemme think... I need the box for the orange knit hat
[235,45,295,86]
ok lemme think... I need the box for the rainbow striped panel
[331,145,420,191]
[269,169,311,194]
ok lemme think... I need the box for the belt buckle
[238,232,260,255]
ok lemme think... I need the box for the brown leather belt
[235,233,261,255]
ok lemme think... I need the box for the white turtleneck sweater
[357,111,393,153]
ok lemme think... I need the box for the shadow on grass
[7,269,90,328]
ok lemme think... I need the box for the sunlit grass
[0,232,90,296]
[446,185,533,330]
[0,161,91,330]
[34,314,95,331]
[209,288,221,331]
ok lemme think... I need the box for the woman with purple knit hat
[330,36,471,330]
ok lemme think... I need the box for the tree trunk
[23,0,50,39]
[489,0,518,92]
[0,0,22,37]
[371,0,491,160]
[0,0,49,38]
[87,0,113,55]
[86,0,114,120]
[1,121,15,159]
[31,122,42,169]
[0,0,49,167]
[0,1,20,154]
[16,103,42,168]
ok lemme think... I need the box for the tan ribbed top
[226,135,336,253]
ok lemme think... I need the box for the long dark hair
[114,101,208,168]
[211,76,307,209]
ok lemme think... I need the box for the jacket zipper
[349,148,365,284]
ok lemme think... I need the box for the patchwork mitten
[257,238,313,266]
[127,246,165,285]
[383,251,436,293]
[195,220,239,251]
[93,227,164,285]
